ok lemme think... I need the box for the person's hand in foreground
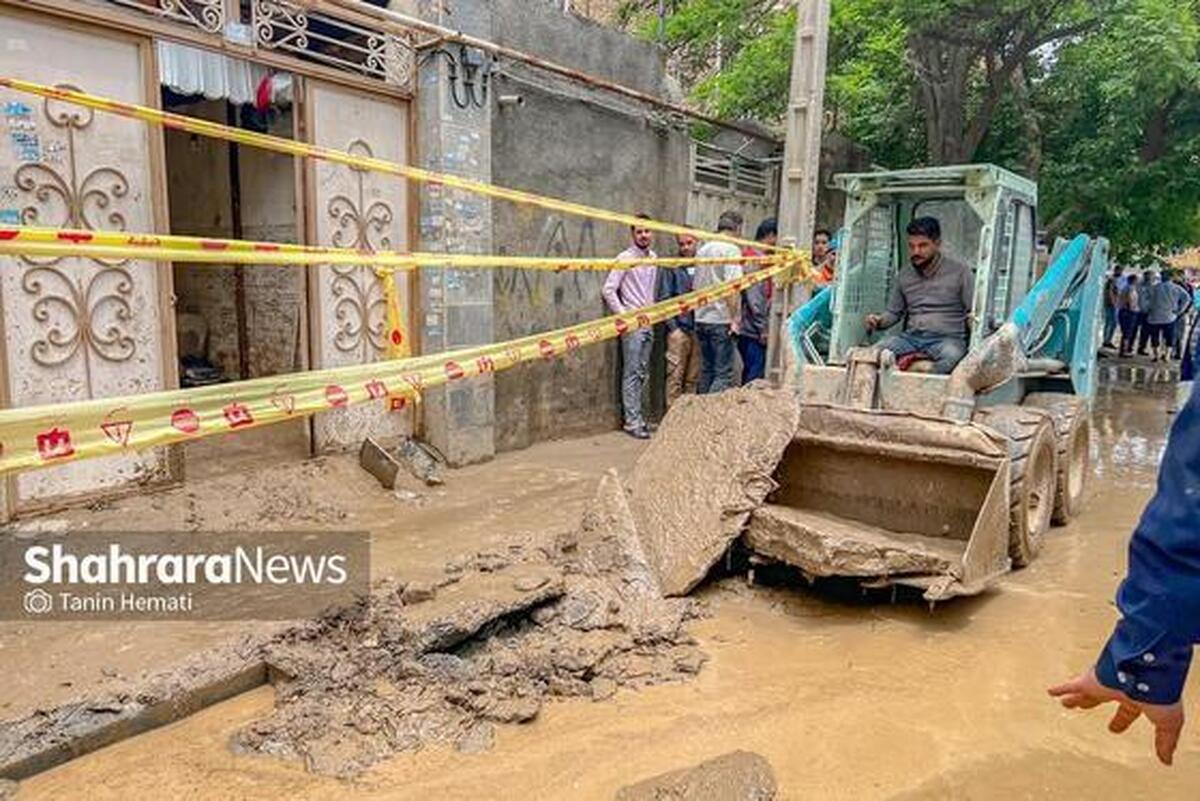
[1048,384,1198,767]
[1049,670,1184,765]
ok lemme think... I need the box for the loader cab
[824,165,1039,366]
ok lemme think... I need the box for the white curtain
[156,41,268,106]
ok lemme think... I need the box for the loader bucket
[745,405,1013,601]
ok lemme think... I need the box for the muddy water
[15,375,1200,799]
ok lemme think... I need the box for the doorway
[160,50,310,477]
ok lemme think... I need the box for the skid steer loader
[751,165,1107,601]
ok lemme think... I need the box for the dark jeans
[1147,322,1175,352]
[1135,312,1151,353]
[1103,306,1117,346]
[1119,309,1138,354]
[697,323,736,394]
[738,336,767,384]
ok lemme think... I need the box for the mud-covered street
[2,366,1198,800]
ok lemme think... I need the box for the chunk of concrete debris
[401,581,437,605]
[396,436,444,486]
[358,436,445,490]
[590,677,618,701]
[0,639,273,781]
[358,436,404,490]
[400,565,565,652]
[628,386,800,596]
[615,751,778,801]
[455,722,496,754]
[567,471,694,641]
[747,504,962,578]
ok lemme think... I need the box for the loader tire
[1024,393,1091,525]
[973,405,1058,568]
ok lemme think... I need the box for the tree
[901,0,1107,165]
[1034,0,1200,258]
[629,0,1200,258]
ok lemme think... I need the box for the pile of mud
[2,386,802,782]
[617,750,778,801]
[231,473,705,777]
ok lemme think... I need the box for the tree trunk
[909,35,973,165]
[1010,63,1043,178]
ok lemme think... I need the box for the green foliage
[633,0,1200,259]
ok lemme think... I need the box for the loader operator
[864,217,974,374]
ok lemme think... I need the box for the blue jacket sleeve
[660,269,679,332]
[1095,383,1200,704]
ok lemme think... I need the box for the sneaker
[623,424,651,440]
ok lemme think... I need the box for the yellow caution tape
[0,78,791,256]
[0,258,798,477]
[0,226,785,272]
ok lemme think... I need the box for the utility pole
[766,0,830,388]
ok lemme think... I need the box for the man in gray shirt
[865,216,974,374]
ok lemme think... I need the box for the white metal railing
[691,142,777,201]
[97,0,416,92]
[103,0,225,33]
[251,0,415,88]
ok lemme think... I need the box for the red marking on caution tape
[57,231,93,244]
[538,340,555,360]
[364,380,388,400]
[677,300,692,315]
[564,333,581,352]
[254,243,281,252]
[0,229,19,241]
[504,346,523,365]
[200,240,229,251]
[100,418,133,447]
[614,318,629,336]
[636,313,651,329]
[445,361,465,380]
[36,427,74,461]
[389,396,408,412]
[390,329,404,346]
[171,408,200,434]
[476,355,496,373]
[270,392,295,415]
[223,402,254,428]
[325,385,349,408]
[127,235,161,247]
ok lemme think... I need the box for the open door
[303,79,413,452]
[0,10,174,516]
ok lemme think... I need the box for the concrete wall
[415,0,496,466]
[486,0,692,451]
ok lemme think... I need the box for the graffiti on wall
[495,215,604,335]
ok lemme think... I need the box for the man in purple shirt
[603,218,658,439]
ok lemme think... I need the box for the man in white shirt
[693,211,744,394]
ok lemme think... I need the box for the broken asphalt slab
[628,385,800,596]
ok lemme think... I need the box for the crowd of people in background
[604,210,831,439]
[1104,265,1198,363]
